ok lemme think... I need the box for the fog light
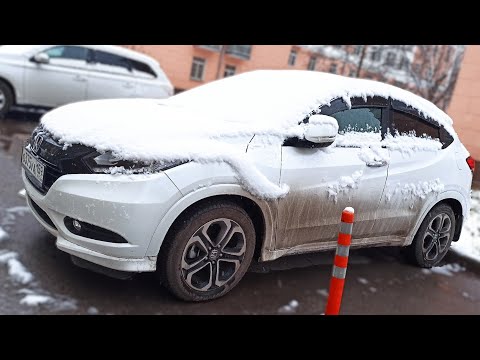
[72,219,82,232]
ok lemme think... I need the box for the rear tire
[158,201,256,301]
[0,81,13,118]
[406,203,455,268]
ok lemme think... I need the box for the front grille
[25,126,96,194]
[29,196,56,229]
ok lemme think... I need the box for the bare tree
[398,45,464,110]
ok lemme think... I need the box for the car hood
[40,99,258,162]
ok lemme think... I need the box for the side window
[94,50,131,71]
[45,46,88,61]
[131,60,157,78]
[390,110,439,139]
[331,107,382,134]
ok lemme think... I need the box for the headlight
[83,151,185,174]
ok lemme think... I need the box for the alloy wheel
[181,218,246,292]
[422,213,452,261]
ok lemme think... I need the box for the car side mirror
[304,114,338,146]
[32,52,50,64]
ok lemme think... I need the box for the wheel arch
[405,190,468,246]
[0,76,17,105]
[146,185,276,260]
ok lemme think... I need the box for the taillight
[466,156,475,173]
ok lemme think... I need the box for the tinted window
[131,60,156,77]
[439,127,454,149]
[94,50,131,70]
[390,110,439,139]
[45,46,87,61]
[331,107,382,133]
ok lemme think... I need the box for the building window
[349,68,356,77]
[370,48,381,62]
[354,45,363,55]
[307,56,317,71]
[329,63,337,74]
[224,64,236,77]
[190,57,206,81]
[288,49,297,66]
[386,52,397,67]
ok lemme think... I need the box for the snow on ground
[316,289,329,297]
[278,299,300,314]
[422,263,466,277]
[0,226,8,242]
[20,294,54,306]
[357,277,369,285]
[0,251,34,284]
[452,190,480,262]
[41,70,455,200]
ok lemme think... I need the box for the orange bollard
[325,206,354,315]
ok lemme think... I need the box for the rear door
[25,45,89,107]
[275,97,389,250]
[86,50,137,100]
[372,101,454,237]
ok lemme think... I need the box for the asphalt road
[1,111,480,315]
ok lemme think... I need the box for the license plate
[22,148,45,184]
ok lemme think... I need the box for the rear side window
[131,59,156,78]
[390,110,439,139]
[94,50,131,71]
[331,107,382,133]
[45,46,88,61]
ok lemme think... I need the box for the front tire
[158,201,256,301]
[0,81,13,118]
[407,203,456,268]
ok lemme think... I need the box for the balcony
[195,45,252,60]
[196,45,222,52]
[226,45,252,60]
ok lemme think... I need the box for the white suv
[0,45,173,116]
[21,70,474,301]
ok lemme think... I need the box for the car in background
[0,45,173,117]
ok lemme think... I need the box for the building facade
[447,45,480,170]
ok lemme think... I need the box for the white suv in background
[0,45,173,117]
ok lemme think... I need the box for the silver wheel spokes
[181,218,246,292]
[0,91,5,110]
[423,213,452,261]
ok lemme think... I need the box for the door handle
[366,160,388,167]
[73,75,87,82]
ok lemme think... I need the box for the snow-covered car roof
[166,70,454,131]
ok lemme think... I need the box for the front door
[276,101,389,250]
[86,50,137,100]
[25,46,89,107]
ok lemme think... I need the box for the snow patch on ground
[87,306,99,315]
[452,190,480,262]
[278,299,300,314]
[0,226,8,242]
[421,263,466,277]
[327,170,363,203]
[20,294,54,306]
[357,277,369,285]
[0,250,34,284]
[316,289,329,297]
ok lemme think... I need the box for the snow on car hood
[41,70,454,200]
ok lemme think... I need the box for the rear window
[131,59,156,78]
[390,110,440,140]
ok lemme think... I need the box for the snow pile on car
[41,70,454,200]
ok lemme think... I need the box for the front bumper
[22,169,182,272]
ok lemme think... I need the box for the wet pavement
[1,111,480,315]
